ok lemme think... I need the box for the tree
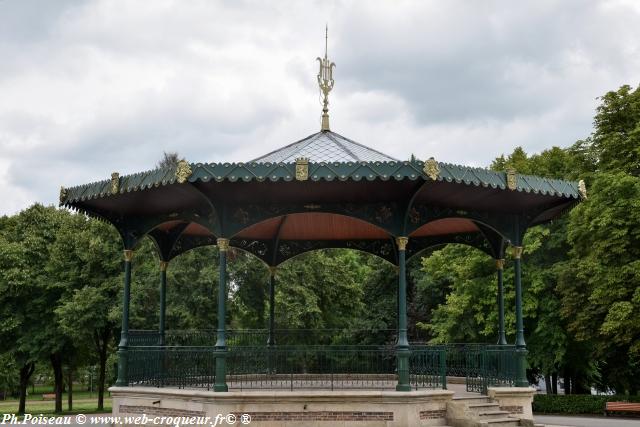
[157,152,181,169]
[54,218,122,410]
[558,173,640,393]
[0,205,69,412]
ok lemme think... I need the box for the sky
[1,0,639,215]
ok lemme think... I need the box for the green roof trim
[60,159,581,205]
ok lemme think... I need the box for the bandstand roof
[60,129,583,266]
[59,43,584,267]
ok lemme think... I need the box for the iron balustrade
[228,345,398,390]
[126,330,517,393]
[129,328,433,347]
[128,346,217,390]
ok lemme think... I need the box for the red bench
[605,401,640,416]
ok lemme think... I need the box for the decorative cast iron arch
[228,212,396,266]
[221,202,404,238]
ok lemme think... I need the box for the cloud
[0,0,639,215]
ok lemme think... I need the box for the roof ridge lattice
[250,130,399,163]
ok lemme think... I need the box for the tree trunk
[551,372,558,394]
[544,374,552,395]
[95,328,111,411]
[50,353,64,413]
[573,375,590,394]
[67,369,73,411]
[18,362,35,415]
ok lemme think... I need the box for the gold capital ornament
[123,250,134,262]
[511,246,523,259]
[268,266,277,277]
[424,157,440,181]
[495,259,505,270]
[159,261,168,272]
[396,237,409,251]
[217,238,230,252]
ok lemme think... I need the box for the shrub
[533,394,640,414]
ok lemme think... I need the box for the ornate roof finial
[317,24,335,131]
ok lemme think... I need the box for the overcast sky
[1,0,639,215]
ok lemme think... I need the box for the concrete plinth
[109,387,454,427]
[487,387,536,420]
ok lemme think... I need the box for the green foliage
[2,83,640,402]
[274,250,368,330]
[533,394,640,414]
[592,85,640,177]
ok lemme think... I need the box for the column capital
[495,259,505,270]
[159,261,169,272]
[217,238,230,252]
[396,236,409,251]
[123,250,134,262]
[268,266,277,276]
[511,246,523,259]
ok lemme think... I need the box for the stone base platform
[109,386,455,427]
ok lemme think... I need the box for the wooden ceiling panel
[410,218,479,237]
[234,213,390,241]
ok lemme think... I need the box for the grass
[0,396,111,415]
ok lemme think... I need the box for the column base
[395,384,412,392]
[213,384,229,392]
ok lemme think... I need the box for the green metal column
[214,238,229,392]
[159,261,168,346]
[512,246,528,387]
[396,237,411,391]
[496,259,507,345]
[267,267,276,347]
[116,249,133,387]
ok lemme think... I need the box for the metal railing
[228,345,398,390]
[129,328,434,347]
[126,330,517,393]
[128,347,217,390]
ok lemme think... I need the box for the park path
[536,414,639,427]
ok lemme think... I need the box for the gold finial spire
[317,24,335,131]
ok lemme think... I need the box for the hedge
[533,394,640,414]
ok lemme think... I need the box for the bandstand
[59,39,584,426]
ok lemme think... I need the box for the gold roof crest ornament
[424,157,440,181]
[317,25,335,131]
[578,179,587,200]
[175,160,192,184]
[506,168,517,191]
[111,172,120,195]
[295,157,309,181]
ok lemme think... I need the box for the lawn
[0,387,111,415]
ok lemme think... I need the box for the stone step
[467,402,502,415]
[478,410,512,420]
[481,417,521,426]
[453,396,492,404]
